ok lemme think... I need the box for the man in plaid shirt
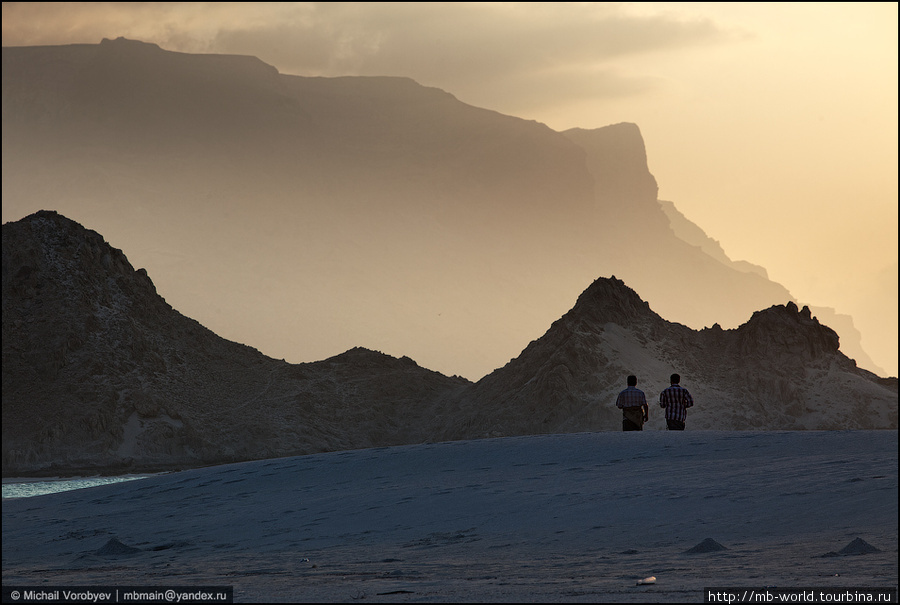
[615,375,648,431]
[659,373,694,430]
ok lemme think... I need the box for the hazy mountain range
[2,211,895,476]
[2,37,886,381]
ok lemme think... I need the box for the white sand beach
[2,430,897,602]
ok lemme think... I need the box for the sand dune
[2,430,897,602]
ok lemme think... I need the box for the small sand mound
[685,538,728,554]
[838,538,880,555]
[95,537,141,556]
[821,537,882,558]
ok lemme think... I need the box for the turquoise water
[2,475,152,499]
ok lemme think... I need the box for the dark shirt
[659,384,694,422]
[616,386,647,409]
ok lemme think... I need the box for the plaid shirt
[616,386,647,409]
[659,384,694,422]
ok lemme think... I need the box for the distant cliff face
[2,213,895,476]
[1,38,835,382]
[563,123,659,206]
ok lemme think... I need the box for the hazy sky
[3,2,897,375]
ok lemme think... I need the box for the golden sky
[2,2,897,375]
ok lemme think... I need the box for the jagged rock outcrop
[736,302,839,360]
[435,277,897,438]
[2,212,895,476]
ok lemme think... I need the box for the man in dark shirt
[615,375,648,431]
[659,373,694,430]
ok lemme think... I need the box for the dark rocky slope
[3,212,896,476]
[438,276,897,439]
[2,211,468,475]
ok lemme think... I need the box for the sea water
[2,475,152,499]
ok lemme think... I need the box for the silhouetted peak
[324,347,419,370]
[747,301,829,331]
[3,210,158,307]
[565,276,658,328]
[738,301,840,359]
[10,209,126,258]
[99,37,162,52]
[7,210,108,258]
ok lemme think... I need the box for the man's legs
[623,417,643,431]
[623,408,644,431]
[666,418,686,430]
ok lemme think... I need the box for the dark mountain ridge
[435,275,897,441]
[5,37,875,382]
[2,212,895,476]
[2,211,469,475]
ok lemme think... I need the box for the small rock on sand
[95,537,141,556]
[822,537,881,557]
[685,538,728,554]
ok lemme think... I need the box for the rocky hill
[1,211,469,475]
[438,276,898,438]
[2,212,896,476]
[6,37,873,382]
